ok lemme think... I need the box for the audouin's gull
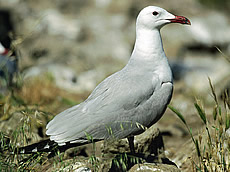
[18,6,190,154]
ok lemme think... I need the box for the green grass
[169,78,230,171]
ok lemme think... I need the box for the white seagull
[19,6,190,154]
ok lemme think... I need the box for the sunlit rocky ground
[0,0,230,171]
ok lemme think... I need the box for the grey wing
[46,71,172,145]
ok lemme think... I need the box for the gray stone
[23,64,99,93]
[129,163,180,172]
[183,56,230,95]
[189,12,230,46]
[57,162,91,172]
[39,9,81,40]
[102,127,164,156]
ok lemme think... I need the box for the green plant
[169,78,230,171]
[0,115,48,171]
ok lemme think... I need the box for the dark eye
[152,11,159,16]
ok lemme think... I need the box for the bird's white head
[137,6,191,30]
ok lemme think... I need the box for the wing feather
[46,69,172,145]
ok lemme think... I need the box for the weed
[169,78,230,171]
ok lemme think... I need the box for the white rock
[23,64,99,93]
[189,12,230,45]
[58,162,91,172]
[40,9,81,39]
[183,55,230,94]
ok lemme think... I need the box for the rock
[136,128,164,155]
[94,0,112,8]
[163,10,230,58]
[226,128,230,138]
[23,64,99,93]
[189,12,230,47]
[100,127,178,171]
[102,127,164,156]
[39,9,81,40]
[57,162,91,172]
[107,152,178,172]
[0,110,46,146]
[74,70,101,93]
[174,11,230,57]
[168,55,230,96]
[183,56,230,94]
[0,111,24,133]
[129,163,180,172]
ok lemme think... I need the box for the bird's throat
[133,29,165,60]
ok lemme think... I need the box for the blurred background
[0,0,230,171]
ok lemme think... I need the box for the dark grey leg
[127,136,135,154]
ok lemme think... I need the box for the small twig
[215,46,230,63]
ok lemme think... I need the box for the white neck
[131,28,165,61]
[126,27,172,83]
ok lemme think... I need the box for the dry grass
[0,74,90,171]
[17,77,60,105]
[169,78,230,171]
